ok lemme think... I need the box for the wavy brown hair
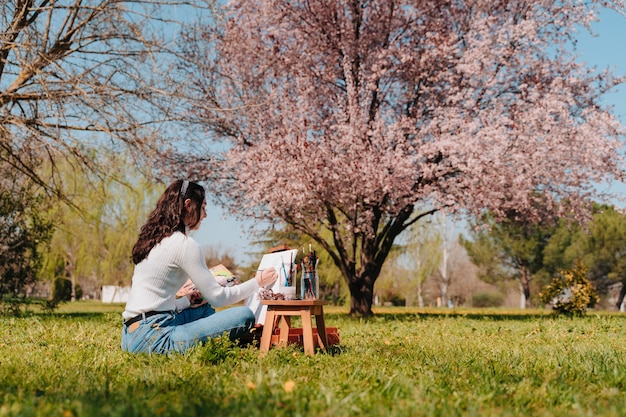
[131,180,205,264]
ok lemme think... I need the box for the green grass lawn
[1,302,626,416]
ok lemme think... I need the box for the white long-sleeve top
[122,231,259,321]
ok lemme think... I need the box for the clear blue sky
[578,9,626,124]
[577,8,626,204]
[192,8,626,265]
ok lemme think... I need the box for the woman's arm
[180,239,260,307]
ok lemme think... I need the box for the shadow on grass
[2,307,121,322]
[8,301,623,324]
[45,311,121,320]
[324,308,626,322]
[372,311,551,322]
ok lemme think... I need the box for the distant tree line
[461,203,626,310]
[2,166,626,314]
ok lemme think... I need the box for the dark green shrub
[539,261,599,317]
[52,277,72,302]
[74,284,83,300]
[0,191,53,303]
[472,291,504,308]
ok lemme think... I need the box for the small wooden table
[259,299,328,355]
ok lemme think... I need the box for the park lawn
[1,303,626,417]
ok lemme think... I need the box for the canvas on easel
[245,248,298,325]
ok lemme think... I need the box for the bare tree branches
[0,0,212,198]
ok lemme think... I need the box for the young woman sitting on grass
[121,180,278,354]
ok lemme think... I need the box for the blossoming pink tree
[181,0,626,317]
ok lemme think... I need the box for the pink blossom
[182,0,626,316]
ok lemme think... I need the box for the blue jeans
[120,304,255,354]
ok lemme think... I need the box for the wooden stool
[259,300,328,355]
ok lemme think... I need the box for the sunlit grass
[1,303,626,416]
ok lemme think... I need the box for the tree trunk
[519,266,531,309]
[331,201,418,318]
[616,280,626,310]
[71,273,76,302]
[66,252,76,302]
[417,279,424,308]
[440,281,448,307]
[348,274,375,317]
[438,213,450,307]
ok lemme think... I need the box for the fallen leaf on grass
[283,380,296,392]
